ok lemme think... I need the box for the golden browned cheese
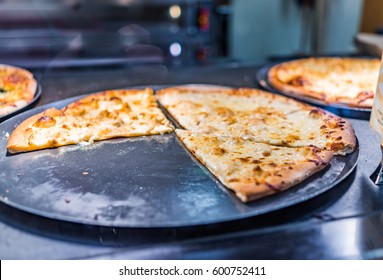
[176,129,334,203]
[157,86,356,155]
[7,88,174,153]
[268,57,380,107]
[0,64,37,116]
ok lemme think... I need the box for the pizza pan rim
[0,85,359,228]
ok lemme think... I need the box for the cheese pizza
[176,129,333,202]
[7,88,174,153]
[7,84,356,203]
[157,86,356,155]
[0,64,37,116]
[267,57,380,107]
[158,85,356,202]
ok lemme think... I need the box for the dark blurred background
[0,0,381,69]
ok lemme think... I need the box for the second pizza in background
[267,57,380,108]
[0,64,38,117]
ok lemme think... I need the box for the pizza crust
[228,150,333,202]
[268,67,328,101]
[7,108,65,153]
[319,109,356,155]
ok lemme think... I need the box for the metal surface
[255,64,371,120]
[0,84,41,123]
[370,146,383,186]
[0,87,359,228]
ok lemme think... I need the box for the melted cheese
[176,129,333,202]
[158,88,330,149]
[270,57,380,103]
[0,64,37,115]
[8,88,174,152]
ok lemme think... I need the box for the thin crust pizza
[7,88,174,153]
[176,129,333,202]
[267,57,380,107]
[0,64,37,116]
[158,85,356,202]
[157,86,356,155]
[7,84,357,203]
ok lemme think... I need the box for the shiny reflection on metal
[0,86,359,228]
[255,64,371,120]
[0,84,41,123]
[370,147,383,186]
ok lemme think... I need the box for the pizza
[7,84,356,203]
[156,86,356,155]
[0,64,37,116]
[267,57,380,107]
[157,85,356,202]
[7,88,174,153]
[176,129,333,202]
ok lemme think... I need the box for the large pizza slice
[7,88,174,153]
[267,57,380,108]
[176,129,333,202]
[0,64,37,116]
[157,86,356,155]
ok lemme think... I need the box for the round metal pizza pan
[0,84,42,123]
[255,64,371,120]
[0,85,359,228]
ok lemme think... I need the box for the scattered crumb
[5,132,9,138]
[82,171,89,175]
[78,141,91,146]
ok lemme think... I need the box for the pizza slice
[0,64,37,116]
[176,129,333,202]
[156,86,356,155]
[7,88,174,153]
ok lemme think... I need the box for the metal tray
[0,86,359,228]
[0,84,42,123]
[255,64,371,120]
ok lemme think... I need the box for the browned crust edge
[7,108,63,153]
[320,109,357,155]
[268,63,329,102]
[227,149,333,202]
